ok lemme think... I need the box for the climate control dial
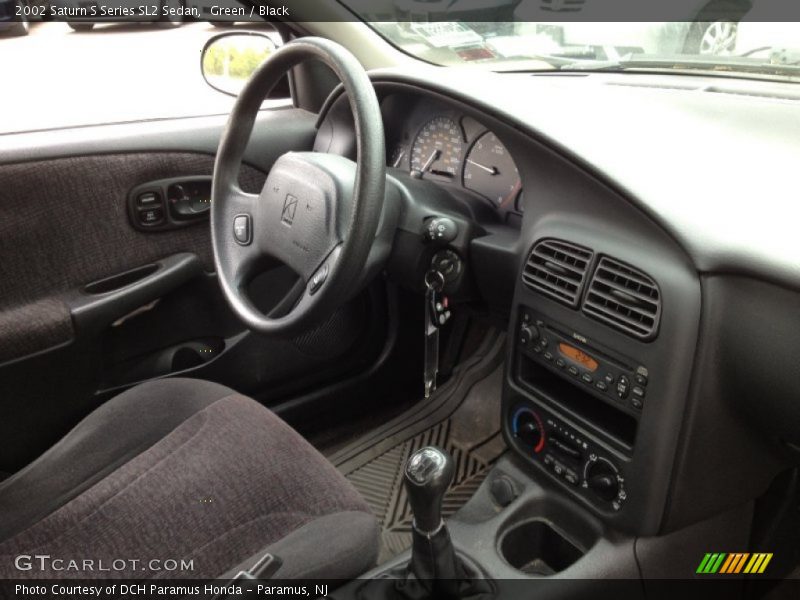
[512,407,545,453]
[583,455,626,510]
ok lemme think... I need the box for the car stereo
[517,307,650,416]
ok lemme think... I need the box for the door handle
[64,253,203,336]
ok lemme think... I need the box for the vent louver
[521,239,593,307]
[582,257,661,340]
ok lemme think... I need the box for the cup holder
[499,519,585,576]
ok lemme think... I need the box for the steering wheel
[211,38,385,337]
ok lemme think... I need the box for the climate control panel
[509,403,628,511]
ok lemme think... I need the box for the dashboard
[381,94,524,216]
[315,70,800,538]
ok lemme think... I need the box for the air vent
[521,239,593,307]
[582,257,661,340]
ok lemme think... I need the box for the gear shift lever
[400,446,461,597]
[404,446,454,535]
[354,447,493,600]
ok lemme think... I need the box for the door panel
[0,152,263,363]
[0,298,73,366]
[0,108,388,473]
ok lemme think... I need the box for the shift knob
[404,446,454,534]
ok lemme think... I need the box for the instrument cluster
[387,104,524,215]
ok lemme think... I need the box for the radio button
[595,381,608,392]
[519,325,536,345]
[616,375,631,399]
[604,373,615,385]
[634,373,648,387]
[567,366,579,377]
[543,352,554,362]
[632,386,645,399]
[556,358,566,369]
[581,373,593,384]
[631,398,643,410]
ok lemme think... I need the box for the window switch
[139,207,164,226]
[138,192,159,207]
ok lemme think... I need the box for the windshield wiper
[560,54,800,77]
[492,48,603,72]
[739,46,800,65]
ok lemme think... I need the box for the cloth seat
[0,378,378,580]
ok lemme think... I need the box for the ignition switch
[431,249,462,283]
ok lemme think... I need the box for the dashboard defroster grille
[539,0,587,12]
[521,239,593,308]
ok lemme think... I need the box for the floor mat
[333,336,506,563]
[311,396,421,458]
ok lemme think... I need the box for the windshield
[344,3,800,80]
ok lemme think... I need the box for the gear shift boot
[408,524,459,582]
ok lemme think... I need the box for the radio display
[558,343,599,372]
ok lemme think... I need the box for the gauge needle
[422,149,441,173]
[393,150,405,168]
[467,159,498,175]
[500,180,523,209]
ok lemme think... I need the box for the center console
[502,234,702,536]
[509,305,650,513]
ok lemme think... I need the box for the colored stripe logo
[697,553,773,574]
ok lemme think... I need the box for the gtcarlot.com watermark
[14,554,194,573]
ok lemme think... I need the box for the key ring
[424,269,445,292]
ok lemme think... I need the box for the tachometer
[410,117,464,179]
[390,143,407,168]
[463,132,521,207]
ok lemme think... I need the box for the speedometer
[410,117,464,179]
[463,132,521,207]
